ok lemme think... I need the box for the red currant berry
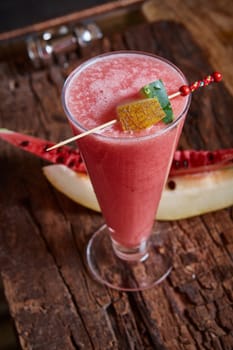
[179,85,190,96]
[213,72,222,82]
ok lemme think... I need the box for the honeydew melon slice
[117,97,165,131]
[42,164,233,220]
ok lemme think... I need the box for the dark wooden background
[0,0,112,33]
[0,1,233,349]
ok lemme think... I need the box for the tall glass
[62,51,191,291]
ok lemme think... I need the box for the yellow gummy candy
[117,98,165,131]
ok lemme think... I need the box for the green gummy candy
[141,79,174,124]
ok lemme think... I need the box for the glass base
[86,224,172,291]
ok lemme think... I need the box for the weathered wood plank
[143,0,233,96]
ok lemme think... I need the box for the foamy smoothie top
[64,52,190,138]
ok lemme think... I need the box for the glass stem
[111,238,149,262]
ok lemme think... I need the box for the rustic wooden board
[143,0,233,97]
[0,0,144,40]
[0,20,233,350]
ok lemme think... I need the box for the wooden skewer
[46,72,222,151]
[47,119,117,151]
[46,92,180,151]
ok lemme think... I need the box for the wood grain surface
[143,0,233,96]
[0,1,233,349]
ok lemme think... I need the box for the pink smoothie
[63,52,190,248]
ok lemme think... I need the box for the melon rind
[42,164,233,220]
[157,169,233,220]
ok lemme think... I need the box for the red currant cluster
[179,72,222,96]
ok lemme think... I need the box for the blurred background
[0,0,112,33]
